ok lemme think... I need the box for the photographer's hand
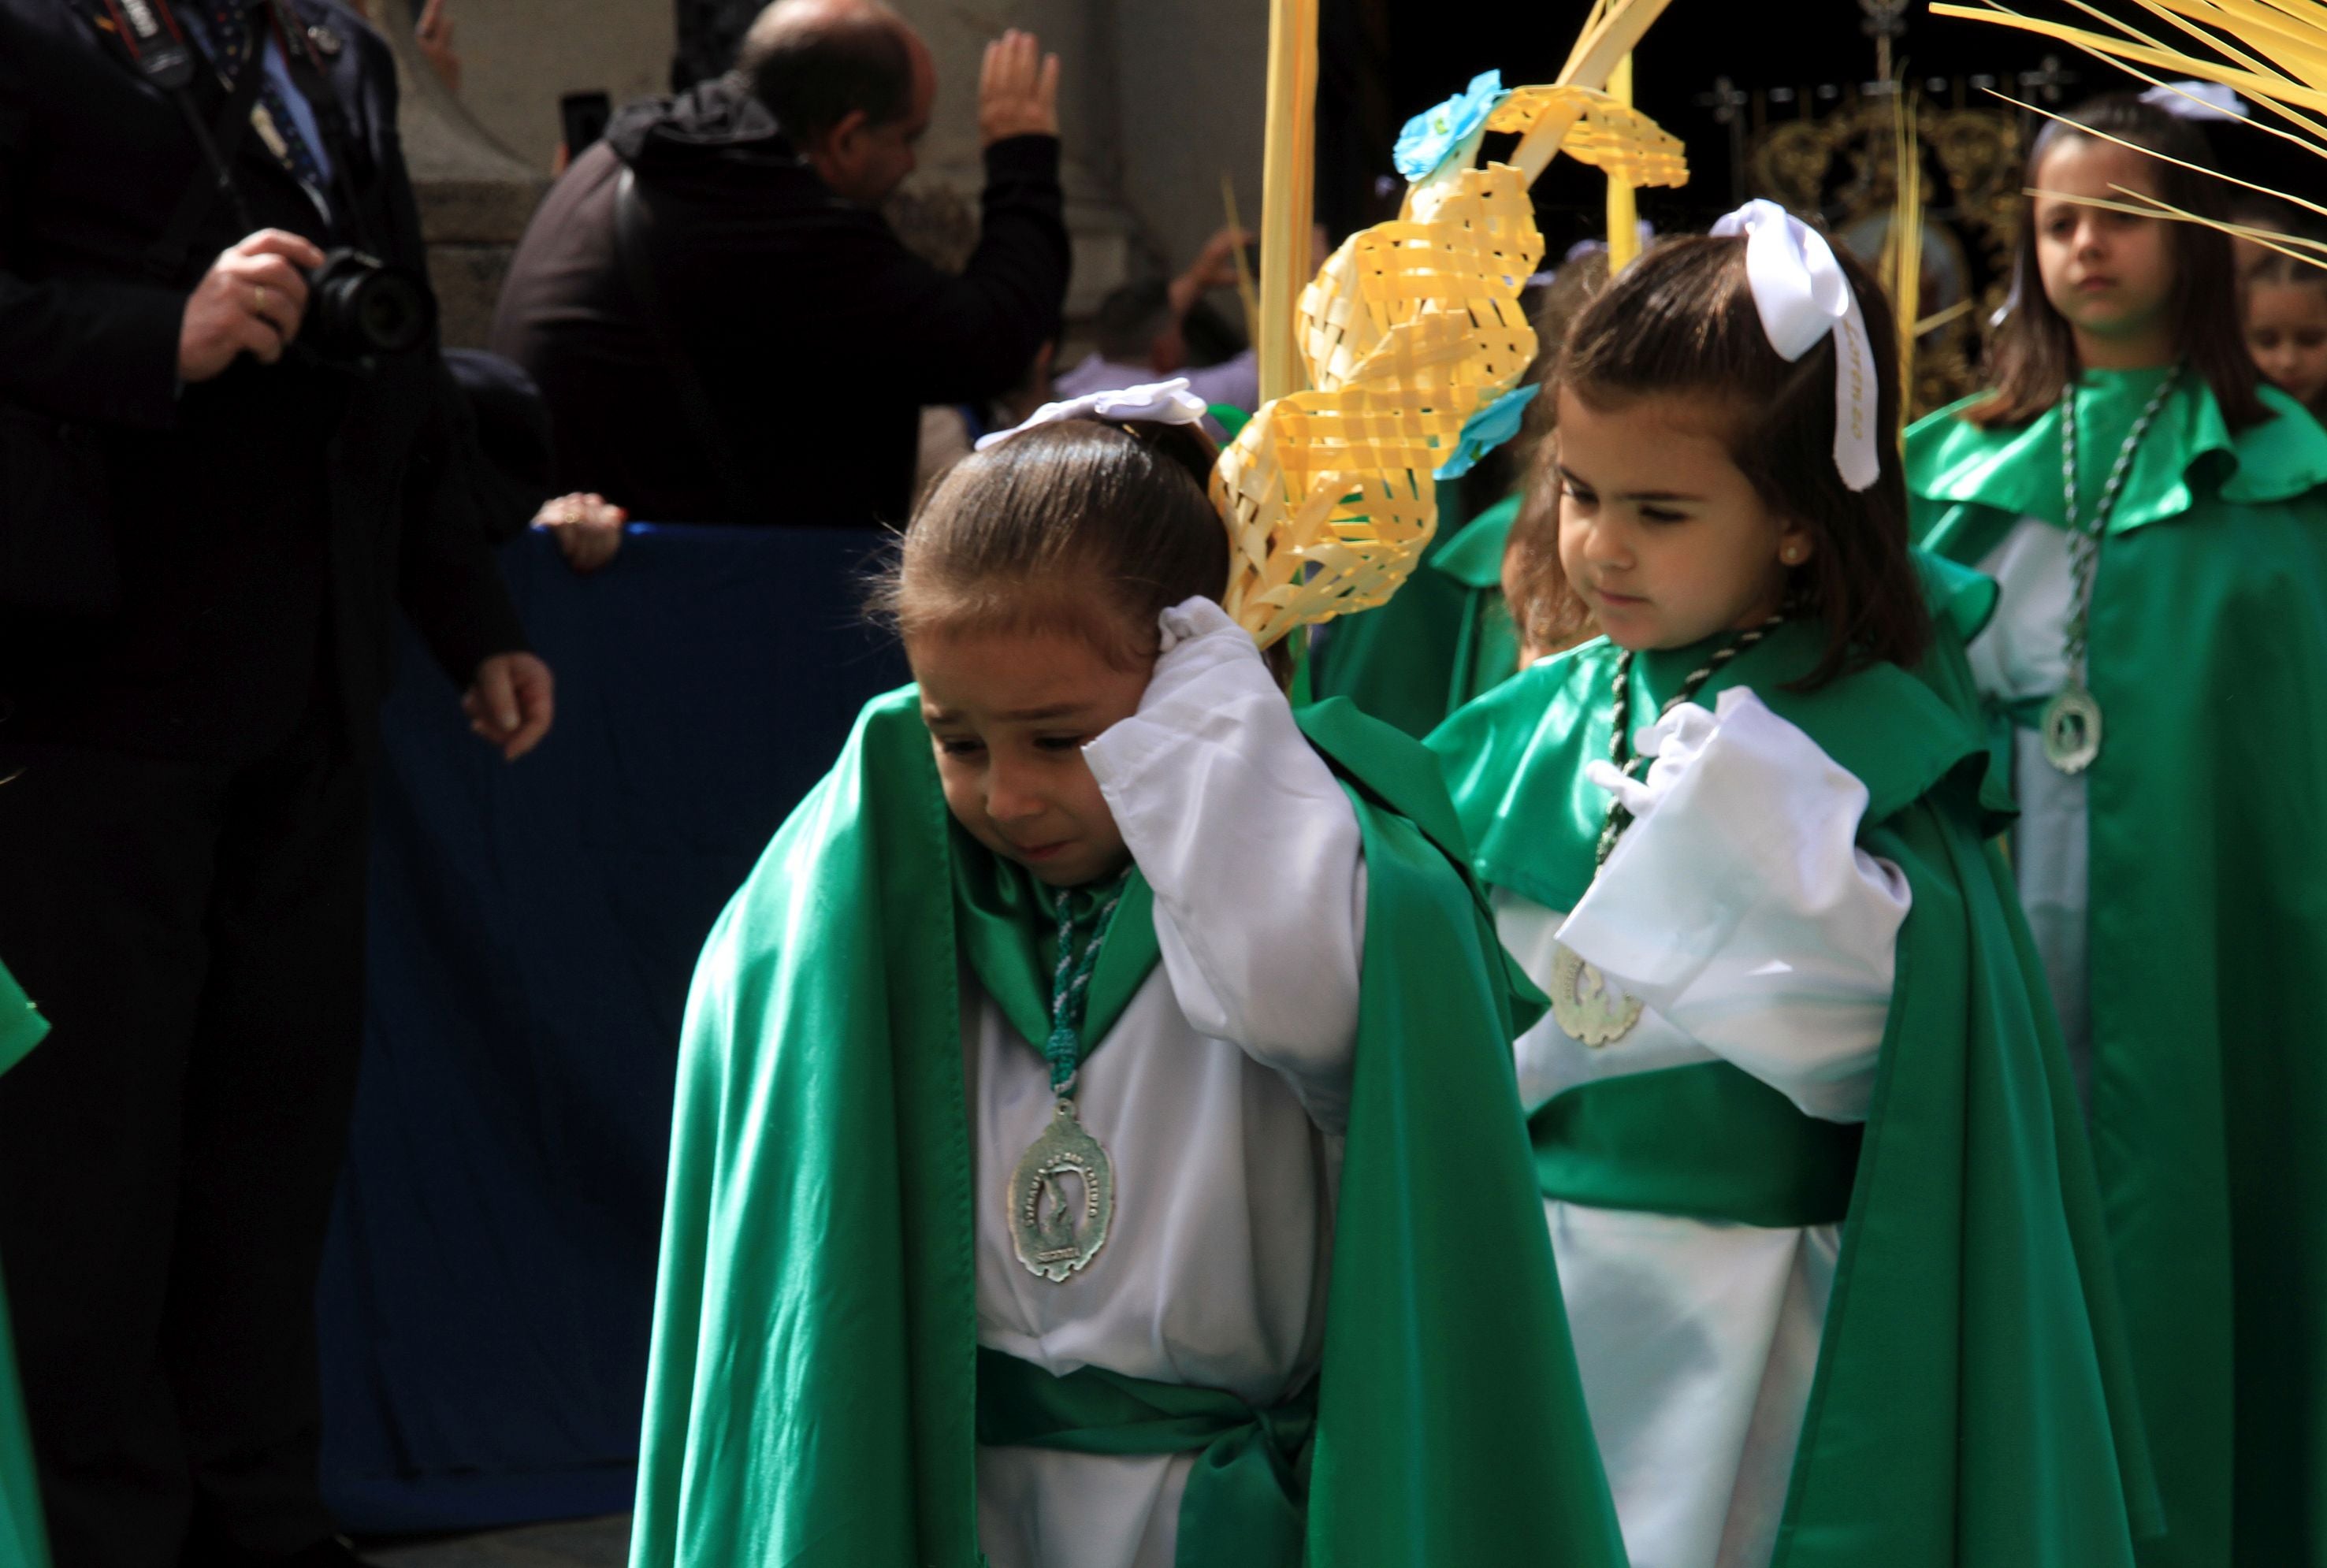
[178,231,326,382]
[464,652,556,761]
[978,28,1059,146]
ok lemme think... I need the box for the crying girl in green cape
[626,388,1625,1568]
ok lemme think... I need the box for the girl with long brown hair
[1910,91,2327,1568]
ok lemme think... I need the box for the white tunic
[1497,689,1909,1568]
[1961,518,2092,1098]
[972,604,1366,1568]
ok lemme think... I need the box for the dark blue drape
[318,525,909,1533]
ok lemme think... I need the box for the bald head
[738,0,930,142]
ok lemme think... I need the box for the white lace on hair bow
[973,378,1211,451]
[1707,199,1881,492]
[2139,80,2249,122]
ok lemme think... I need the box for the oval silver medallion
[1549,943,1643,1046]
[2042,684,2103,775]
[1007,1101,1114,1282]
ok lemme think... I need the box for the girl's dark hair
[2247,247,2327,295]
[1974,93,2269,430]
[868,418,1231,669]
[1511,232,1931,689]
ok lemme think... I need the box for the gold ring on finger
[255,284,268,313]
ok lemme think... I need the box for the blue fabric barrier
[318,525,909,1533]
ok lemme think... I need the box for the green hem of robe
[0,961,50,1568]
[628,687,1622,1567]
[1426,612,2161,1566]
[1913,378,2327,1568]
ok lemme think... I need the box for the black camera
[302,248,436,362]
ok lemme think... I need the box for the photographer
[0,2,550,1565]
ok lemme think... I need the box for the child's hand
[1128,597,1278,726]
[1156,596,1247,655]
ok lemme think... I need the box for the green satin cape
[629,686,1625,1567]
[1310,490,1522,738]
[1912,375,2327,1568]
[1426,604,2160,1566]
[0,961,50,1568]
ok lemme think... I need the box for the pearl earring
[1782,545,1805,565]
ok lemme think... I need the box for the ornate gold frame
[1751,94,2022,416]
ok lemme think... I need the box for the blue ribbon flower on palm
[1434,383,1541,480]
[1393,70,1510,183]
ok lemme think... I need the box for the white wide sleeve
[1965,518,2074,704]
[1082,599,1366,1131]
[1559,689,1909,1123]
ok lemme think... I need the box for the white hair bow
[973,378,1211,451]
[1707,199,1881,492]
[2139,80,2249,122]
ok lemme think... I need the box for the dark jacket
[488,77,1069,528]
[0,0,527,762]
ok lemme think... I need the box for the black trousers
[0,712,367,1568]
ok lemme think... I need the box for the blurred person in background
[489,0,1069,528]
[1054,226,1256,414]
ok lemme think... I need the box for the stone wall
[393,0,1269,347]
[452,0,675,169]
[370,0,548,347]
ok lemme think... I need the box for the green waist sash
[976,1347,1315,1568]
[1531,1061,1864,1228]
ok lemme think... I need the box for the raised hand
[1171,225,1251,314]
[978,28,1060,147]
[414,0,461,95]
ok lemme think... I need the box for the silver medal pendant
[2042,684,2103,775]
[1007,1099,1115,1282]
[1549,943,1643,1046]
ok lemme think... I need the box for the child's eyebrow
[920,703,1089,724]
[1557,463,1704,504]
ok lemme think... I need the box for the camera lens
[345,268,430,354]
[307,249,437,359]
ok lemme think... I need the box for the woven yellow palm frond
[1932,0,2327,248]
[1297,162,1545,395]
[1487,86,1689,188]
[1216,310,1487,648]
[1212,0,1686,646]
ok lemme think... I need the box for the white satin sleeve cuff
[1559,689,1907,1122]
[1083,600,1365,1131]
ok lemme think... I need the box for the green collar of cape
[1425,591,2163,1566]
[951,841,1159,1061]
[1429,554,2006,916]
[0,963,50,1568]
[1907,372,2327,546]
[630,687,1623,1568]
[1913,392,2327,1567]
[1307,487,1522,738]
